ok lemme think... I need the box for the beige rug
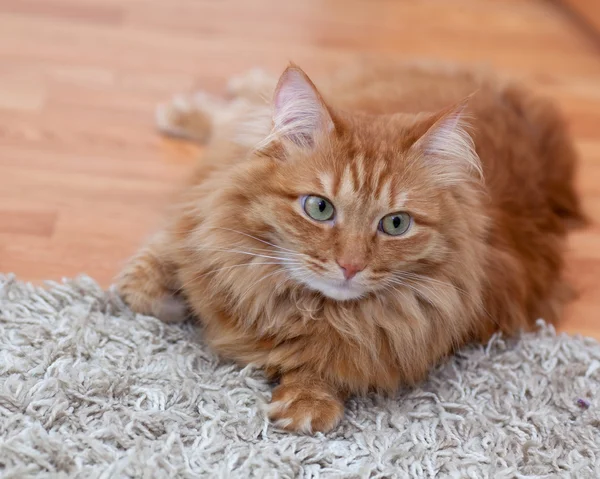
[1,274,599,478]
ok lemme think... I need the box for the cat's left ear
[410,98,482,184]
[270,64,335,148]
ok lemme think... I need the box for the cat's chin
[303,277,366,302]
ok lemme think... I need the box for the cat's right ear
[270,65,335,149]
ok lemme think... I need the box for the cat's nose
[337,261,365,280]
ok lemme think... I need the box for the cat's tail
[537,103,589,231]
[504,83,588,231]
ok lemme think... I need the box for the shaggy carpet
[1,275,600,478]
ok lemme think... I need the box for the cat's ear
[271,64,335,148]
[411,99,483,184]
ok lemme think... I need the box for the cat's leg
[116,232,187,324]
[267,371,346,434]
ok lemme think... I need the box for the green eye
[302,195,335,221]
[379,212,411,236]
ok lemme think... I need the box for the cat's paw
[154,295,188,323]
[155,93,216,142]
[267,383,344,434]
[116,276,188,324]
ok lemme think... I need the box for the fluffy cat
[117,62,584,434]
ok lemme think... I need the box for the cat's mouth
[284,264,367,301]
[300,275,366,301]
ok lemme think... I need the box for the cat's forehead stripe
[373,160,395,202]
[317,155,406,208]
[321,154,407,207]
[378,179,392,208]
[338,164,356,198]
[394,191,409,209]
[370,160,387,193]
[349,160,361,193]
[318,172,334,198]
[355,154,366,186]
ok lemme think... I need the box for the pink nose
[337,261,365,280]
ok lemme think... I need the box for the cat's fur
[117,62,584,434]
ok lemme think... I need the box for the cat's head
[232,65,484,302]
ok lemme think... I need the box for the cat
[117,61,585,434]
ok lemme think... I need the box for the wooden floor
[1,0,599,337]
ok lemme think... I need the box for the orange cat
[117,62,584,434]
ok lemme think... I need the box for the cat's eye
[379,212,412,236]
[302,195,335,222]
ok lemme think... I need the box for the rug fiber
[1,275,600,478]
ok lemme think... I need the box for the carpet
[1,275,599,478]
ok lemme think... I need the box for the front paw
[152,295,188,324]
[268,383,344,434]
[116,280,188,324]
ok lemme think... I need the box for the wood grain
[0,0,598,338]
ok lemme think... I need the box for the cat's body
[118,62,584,433]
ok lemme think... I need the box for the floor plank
[0,0,598,338]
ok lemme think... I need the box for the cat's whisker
[284,265,315,282]
[393,272,469,295]
[392,272,480,307]
[383,278,443,307]
[174,244,303,263]
[385,282,441,312]
[390,273,467,305]
[209,227,309,256]
[237,268,287,305]
[169,242,286,257]
[175,261,300,293]
[200,262,301,280]
[390,277,450,303]
[288,270,313,284]
[193,246,302,263]
[387,273,500,327]
[218,242,308,258]
[236,245,306,257]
